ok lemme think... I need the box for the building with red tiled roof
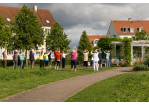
[107,18,149,39]
[87,35,106,46]
[0,5,56,60]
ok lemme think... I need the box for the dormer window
[6,18,11,21]
[121,27,127,32]
[129,27,134,32]
[45,20,50,23]
[138,27,143,32]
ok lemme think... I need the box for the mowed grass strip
[0,65,116,100]
[65,71,149,102]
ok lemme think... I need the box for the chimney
[33,5,37,12]
[128,18,132,22]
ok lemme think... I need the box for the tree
[46,22,71,52]
[133,29,149,40]
[77,30,92,64]
[11,4,45,66]
[0,13,13,50]
[97,37,113,51]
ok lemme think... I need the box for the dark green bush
[34,58,40,64]
[133,64,149,71]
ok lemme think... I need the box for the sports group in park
[2,46,110,72]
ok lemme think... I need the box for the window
[121,27,127,32]
[45,20,50,23]
[6,18,11,21]
[112,35,116,38]
[45,29,50,34]
[129,27,134,32]
[95,40,98,44]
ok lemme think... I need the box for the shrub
[132,60,143,67]
[110,64,117,67]
[144,54,149,66]
[34,58,40,64]
[133,64,149,71]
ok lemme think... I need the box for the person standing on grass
[56,48,65,70]
[14,49,20,69]
[61,51,68,68]
[104,50,110,68]
[22,50,26,69]
[98,48,103,69]
[39,48,44,68]
[68,46,77,72]
[43,51,51,69]
[3,48,7,69]
[54,48,58,69]
[83,49,89,69]
[29,50,36,69]
[48,50,52,68]
[19,52,23,69]
[91,49,99,71]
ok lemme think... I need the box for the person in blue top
[104,50,110,68]
[29,50,36,68]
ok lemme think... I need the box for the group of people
[2,46,110,72]
[83,48,110,71]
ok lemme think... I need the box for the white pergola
[131,40,149,65]
[111,41,122,59]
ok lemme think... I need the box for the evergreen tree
[46,22,71,52]
[11,4,45,65]
[0,13,13,50]
[77,30,92,64]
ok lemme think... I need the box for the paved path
[0,67,134,102]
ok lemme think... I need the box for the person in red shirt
[56,48,65,70]
[54,48,58,69]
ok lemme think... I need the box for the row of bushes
[133,54,149,71]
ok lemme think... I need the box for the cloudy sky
[0,1,149,50]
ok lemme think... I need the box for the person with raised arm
[29,50,36,68]
[98,48,103,69]
[83,49,89,69]
[39,48,44,68]
[70,46,77,72]
[14,49,20,69]
[56,48,65,70]
[61,50,69,68]
[3,48,7,69]
[54,48,58,69]
[91,49,99,71]
[48,50,53,68]
[104,50,110,68]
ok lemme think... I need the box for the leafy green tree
[0,13,13,49]
[11,4,45,65]
[97,37,113,51]
[46,22,71,52]
[134,29,149,40]
[77,30,92,64]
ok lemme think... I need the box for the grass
[0,64,116,100]
[65,71,149,102]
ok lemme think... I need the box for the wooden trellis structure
[131,40,149,65]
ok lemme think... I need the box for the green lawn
[65,71,149,102]
[0,64,116,100]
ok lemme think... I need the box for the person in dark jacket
[98,48,102,69]
[48,50,52,68]
[29,50,36,68]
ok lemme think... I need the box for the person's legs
[32,61,34,68]
[100,60,102,69]
[55,59,57,69]
[107,59,110,68]
[74,59,77,72]
[64,58,66,68]
[71,60,73,72]
[20,60,23,69]
[40,60,42,68]
[22,60,24,69]
[93,61,95,71]
[95,61,98,71]
[62,58,64,68]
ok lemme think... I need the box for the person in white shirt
[91,49,99,71]
[61,52,68,68]
[104,50,110,68]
